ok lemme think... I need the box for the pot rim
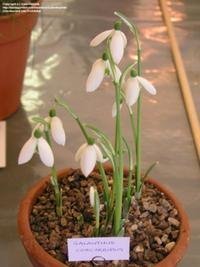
[18,166,190,267]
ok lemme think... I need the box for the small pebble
[68,176,75,182]
[171,230,179,239]
[149,204,157,213]
[165,241,175,252]
[131,224,138,231]
[49,250,57,256]
[154,236,162,245]
[60,217,67,227]
[161,234,168,243]
[134,244,144,253]
[141,211,149,218]
[158,220,169,230]
[170,208,178,217]
[160,199,172,210]
[32,208,38,215]
[168,217,180,227]
[165,227,172,234]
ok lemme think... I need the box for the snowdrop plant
[19,12,157,237]
[18,109,65,216]
[55,12,157,236]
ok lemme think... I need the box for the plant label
[67,237,130,262]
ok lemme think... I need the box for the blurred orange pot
[0,2,41,120]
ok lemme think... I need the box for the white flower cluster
[86,23,157,111]
[18,113,104,178]
[18,115,65,167]
[18,18,157,181]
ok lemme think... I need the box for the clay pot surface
[0,2,41,120]
[18,167,190,267]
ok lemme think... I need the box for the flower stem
[98,162,110,205]
[128,109,137,156]
[122,137,133,203]
[94,190,100,236]
[114,82,124,235]
[44,128,63,216]
[55,98,94,145]
[115,12,143,199]
[76,117,94,145]
[135,47,142,198]
[106,37,124,235]
[51,166,63,217]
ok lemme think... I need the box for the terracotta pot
[0,2,41,120]
[18,167,190,267]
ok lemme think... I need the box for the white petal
[18,137,37,165]
[80,145,97,177]
[90,29,113,47]
[125,77,140,107]
[93,144,104,162]
[112,102,122,117]
[38,138,54,167]
[137,76,157,95]
[115,65,122,82]
[86,59,106,92]
[51,116,66,146]
[89,186,95,207]
[112,102,117,117]
[75,143,87,162]
[110,31,125,64]
[106,62,121,83]
[120,31,127,47]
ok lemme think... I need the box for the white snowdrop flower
[86,58,108,92]
[89,186,95,208]
[86,54,121,93]
[90,21,127,64]
[37,138,54,167]
[125,72,157,107]
[90,29,114,47]
[112,101,123,117]
[110,30,126,64]
[18,136,37,165]
[18,130,54,167]
[48,109,66,146]
[50,116,66,146]
[75,143,104,177]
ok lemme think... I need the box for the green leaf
[142,161,159,181]
[94,190,100,237]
